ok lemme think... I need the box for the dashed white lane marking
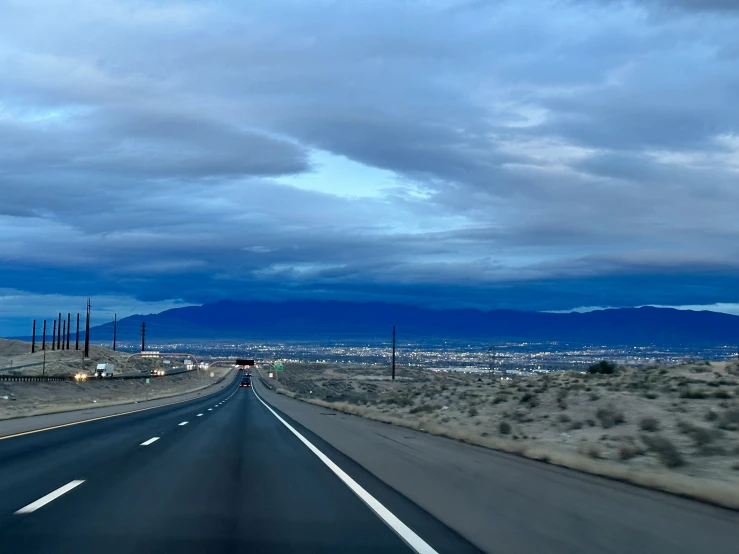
[208,408,212,411]
[15,480,85,514]
[197,413,203,417]
[140,437,160,446]
[251,388,439,554]
[179,421,188,426]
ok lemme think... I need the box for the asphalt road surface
[0,375,479,553]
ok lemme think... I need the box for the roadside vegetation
[267,359,739,508]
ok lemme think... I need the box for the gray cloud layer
[1,0,739,327]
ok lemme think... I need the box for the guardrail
[0,375,72,382]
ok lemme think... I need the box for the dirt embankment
[1,366,232,420]
[0,338,133,376]
[265,360,739,509]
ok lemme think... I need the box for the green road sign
[275,363,283,371]
[146,378,150,384]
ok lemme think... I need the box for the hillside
[88,300,739,345]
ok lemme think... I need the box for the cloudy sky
[2,0,739,334]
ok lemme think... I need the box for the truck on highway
[94,363,115,377]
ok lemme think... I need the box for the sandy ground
[267,360,739,506]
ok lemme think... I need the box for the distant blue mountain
[89,300,739,346]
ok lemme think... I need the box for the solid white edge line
[251,388,439,554]
[15,480,85,514]
[140,437,160,446]
[179,421,188,426]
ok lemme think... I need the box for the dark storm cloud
[2,0,739,333]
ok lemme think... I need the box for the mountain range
[89,300,739,345]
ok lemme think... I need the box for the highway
[0,373,479,553]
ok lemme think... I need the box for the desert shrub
[409,403,440,414]
[468,407,479,417]
[387,395,413,407]
[558,398,568,410]
[713,390,732,399]
[677,421,721,446]
[588,392,599,401]
[705,410,719,422]
[642,435,685,468]
[556,389,569,400]
[596,405,626,428]
[558,413,572,423]
[698,445,727,456]
[718,408,739,430]
[569,420,584,430]
[493,394,508,404]
[582,444,601,459]
[619,444,642,460]
[499,421,512,434]
[644,392,659,399]
[639,417,660,432]
[680,388,709,399]
[520,392,540,408]
[586,419,597,427]
[589,360,618,375]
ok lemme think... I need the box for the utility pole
[52,320,57,351]
[43,349,46,375]
[75,313,80,350]
[487,346,497,382]
[31,320,36,353]
[57,313,62,350]
[62,319,66,350]
[113,314,117,351]
[66,313,71,349]
[84,298,91,358]
[42,320,47,351]
[141,322,146,352]
[391,325,396,381]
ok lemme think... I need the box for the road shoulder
[254,379,739,554]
